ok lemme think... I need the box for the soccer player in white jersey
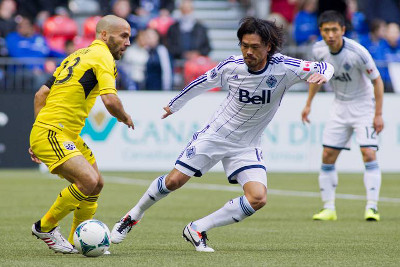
[301,11,384,221]
[111,17,334,252]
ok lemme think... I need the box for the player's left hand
[306,73,328,84]
[161,106,172,119]
[373,115,384,134]
[28,147,42,164]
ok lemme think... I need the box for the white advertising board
[81,91,399,172]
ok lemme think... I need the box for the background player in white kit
[301,11,384,221]
[111,17,334,252]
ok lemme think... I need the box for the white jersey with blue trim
[312,37,380,101]
[168,54,334,146]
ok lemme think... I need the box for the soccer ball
[73,219,111,257]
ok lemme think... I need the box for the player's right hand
[161,106,172,119]
[301,106,311,124]
[28,147,42,164]
[123,115,135,130]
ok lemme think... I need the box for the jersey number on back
[55,57,81,84]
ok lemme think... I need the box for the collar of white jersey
[247,61,269,75]
[330,38,345,55]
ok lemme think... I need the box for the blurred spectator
[145,28,172,90]
[120,30,149,90]
[166,0,211,60]
[5,16,62,90]
[360,19,389,90]
[0,0,17,38]
[131,0,175,30]
[148,8,174,43]
[64,39,76,55]
[361,0,400,25]
[292,0,318,45]
[111,0,139,39]
[270,0,298,24]
[347,0,368,41]
[382,22,400,92]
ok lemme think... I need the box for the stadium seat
[73,16,101,49]
[43,15,78,52]
[184,56,220,91]
[83,16,101,39]
[148,16,175,37]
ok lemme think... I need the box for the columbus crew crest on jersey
[63,141,76,151]
[266,75,277,88]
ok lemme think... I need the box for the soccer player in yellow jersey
[28,15,134,254]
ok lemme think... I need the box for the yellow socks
[40,184,88,232]
[68,194,99,245]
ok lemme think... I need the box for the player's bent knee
[247,194,267,210]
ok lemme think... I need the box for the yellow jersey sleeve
[94,53,117,95]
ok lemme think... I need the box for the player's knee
[165,174,186,191]
[362,150,376,162]
[80,171,100,195]
[92,175,104,195]
[247,193,267,211]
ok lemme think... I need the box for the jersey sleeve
[358,46,380,80]
[93,54,117,95]
[283,56,334,83]
[167,61,225,113]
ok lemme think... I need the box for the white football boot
[182,222,214,252]
[111,215,139,244]
[32,221,78,254]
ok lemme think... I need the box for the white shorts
[175,126,267,187]
[322,99,378,150]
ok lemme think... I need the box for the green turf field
[0,169,399,266]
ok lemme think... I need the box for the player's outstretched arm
[101,93,134,129]
[302,82,322,124]
[372,76,384,134]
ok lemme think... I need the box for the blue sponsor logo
[81,115,117,141]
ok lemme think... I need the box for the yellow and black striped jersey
[34,40,117,136]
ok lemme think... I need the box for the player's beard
[107,36,121,60]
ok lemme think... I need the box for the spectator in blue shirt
[293,0,319,45]
[359,19,387,82]
[5,16,62,90]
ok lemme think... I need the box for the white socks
[319,164,338,210]
[126,175,171,221]
[191,195,255,232]
[364,161,381,210]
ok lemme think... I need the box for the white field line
[104,175,400,204]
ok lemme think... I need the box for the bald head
[96,15,130,38]
[96,15,131,60]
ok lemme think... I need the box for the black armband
[44,76,56,89]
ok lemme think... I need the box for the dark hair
[370,19,385,33]
[237,17,283,58]
[318,10,345,27]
